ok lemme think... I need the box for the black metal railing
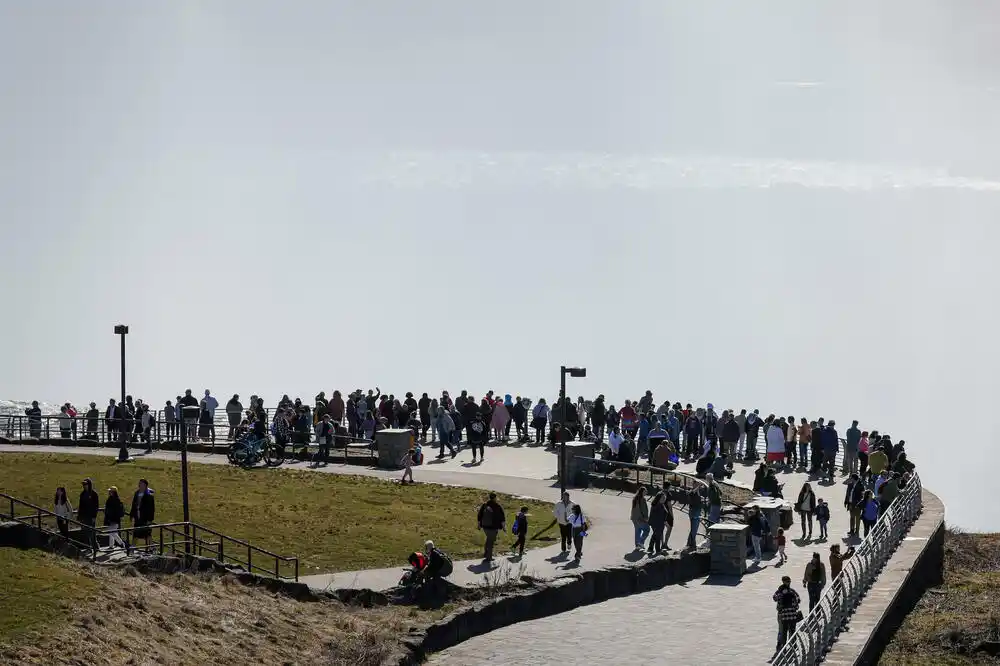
[0,492,299,581]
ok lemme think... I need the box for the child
[400,447,415,484]
[776,527,787,564]
[511,506,528,557]
[815,498,831,540]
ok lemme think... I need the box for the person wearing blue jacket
[637,414,651,458]
[665,411,681,446]
[821,421,840,482]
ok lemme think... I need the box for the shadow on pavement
[466,561,495,574]
[701,574,743,586]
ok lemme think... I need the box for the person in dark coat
[77,478,100,550]
[648,491,668,555]
[128,478,156,551]
[511,397,528,442]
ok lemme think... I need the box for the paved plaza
[1,440,859,663]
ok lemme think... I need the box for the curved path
[1,441,860,664]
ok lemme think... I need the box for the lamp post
[179,405,195,554]
[113,325,131,463]
[559,365,587,496]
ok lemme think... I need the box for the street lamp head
[113,325,129,335]
[566,367,587,378]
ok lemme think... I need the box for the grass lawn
[0,453,554,573]
[0,549,451,664]
[0,549,100,641]
[880,530,1000,665]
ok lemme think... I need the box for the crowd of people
[50,477,156,555]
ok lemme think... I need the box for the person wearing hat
[85,402,100,440]
[77,478,100,550]
[103,485,129,551]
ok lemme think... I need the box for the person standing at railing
[329,390,345,428]
[859,489,880,537]
[802,552,827,611]
[129,478,155,553]
[103,486,130,552]
[139,405,155,453]
[85,402,99,440]
[54,487,73,538]
[844,420,862,476]
[58,405,73,439]
[66,403,78,440]
[225,395,243,440]
[24,400,42,438]
[809,419,824,474]
[797,417,810,471]
[178,390,199,440]
[771,576,803,659]
[745,409,763,462]
[163,400,177,440]
[313,412,336,465]
[105,399,119,443]
[531,398,549,445]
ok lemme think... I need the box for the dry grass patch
[0,550,445,665]
[0,453,554,573]
[880,529,1000,665]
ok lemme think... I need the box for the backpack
[434,549,453,577]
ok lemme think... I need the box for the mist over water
[1,1,999,531]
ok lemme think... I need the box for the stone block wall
[708,523,748,576]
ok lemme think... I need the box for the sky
[1,1,998,531]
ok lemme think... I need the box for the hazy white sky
[1,1,998,530]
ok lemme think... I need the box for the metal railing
[574,456,759,506]
[0,492,299,581]
[0,411,377,455]
[771,472,923,665]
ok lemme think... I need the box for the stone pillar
[708,523,749,576]
[560,442,597,487]
[375,428,413,468]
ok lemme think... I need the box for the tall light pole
[179,404,194,554]
[113,325,131,463]
[559,365,586,496]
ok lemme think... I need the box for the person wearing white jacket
[766,420,787,465]
[54,486,74,538]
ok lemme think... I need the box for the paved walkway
[2,441,860,664]
[428,459,859,665]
